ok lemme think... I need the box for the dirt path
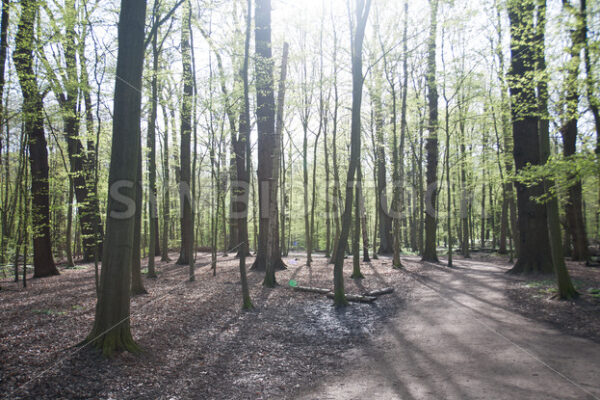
[298,256,600,400]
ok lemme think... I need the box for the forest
[1,0,600,398]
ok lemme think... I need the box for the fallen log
[365,287,394,297]
[293,286,332,294]
[326,292,377,303]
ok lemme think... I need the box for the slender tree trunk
[422,0,440,262]
[264,42,289,287]
[79,21,105,262]
[146,0,161,277]
[236,0,254,306]
[303,115,311,265]
[394,0,409,267]
[373,79,393,255]
[324,84,331,258]
[332,0,371,307]
[66,181,74,268]
[351,162,362,278]
[459,126,470,257]
[560,0,588,261]
[0,0,9,269]
[177,0,194,273]
[538,0,577,298]
[329,22,343,264]
[233,0,252,258]
[161,101,171,261]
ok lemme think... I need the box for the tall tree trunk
[302,109,311,265]
[78,19,105,261]
[13,0,58,278]
[323,22,331,259]
[459,119,470,257]
[309,127,321,261]
[84,0,146,356]
[0,0,8,182]
[146,0,161,277]
[0,0,9,268]
[351,161,363,278]
[58,0,104,263]
[252,0,284,272]
[66,181,74,268]
[507,0,553,274]
[394,0,409,267]
[480,133,487,249]
[233,0,252,258]
[161,101,171,261]
[373,78,393,255]
[560,0,589,261]
[237,0,254,306]
[581,0,600,164]
[332,0,371,307]
[264,42,289,287]
[329,25,342,264]
[422,0,440,262]
[538,0,578,298]
[493,0,519,257]
[177,0,194,273]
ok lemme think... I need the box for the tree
[0,0,10,269]
[252,0,285,272]
[233,0,253,259]
[13,0,59,278]
[560,0,589,262]
[84,0,147,356]
[371,68,393,255]
[537,0,578,298]
[264,42,289,287]
[146,0,167,277]
[507,0,553,274]
[492,0,518,258]
[422,0,440,263]
[236,0,254,306]
[332,0,371,307]
[40,0,104,264]
[177,0,194,277]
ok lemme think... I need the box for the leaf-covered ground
[1,251,599,399]
[505,258,600,343]
[0,252,411,399]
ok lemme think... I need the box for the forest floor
[0,251,599,399]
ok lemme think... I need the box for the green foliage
[516,153,597,203]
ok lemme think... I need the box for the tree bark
[373,78,393,255]
[332,0,371,307]
[176,0,194,272]
[422,0,440,263]
[161,100,171,261]
[84,0,146,356]
[233,0,253,258]
[507,0,553,274]
[13,0,58,278]
[252,0,285,273]
[538,0,577,298]
[146,0,162,276]
[560,0,589,262]
[264,42,289,287]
